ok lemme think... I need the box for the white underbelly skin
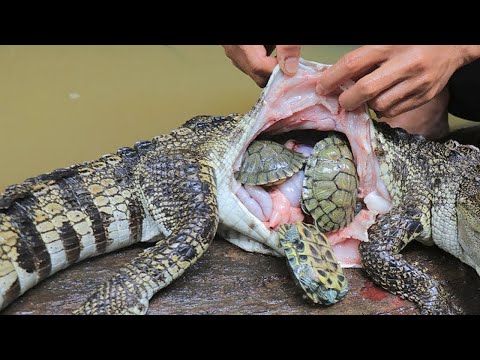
[217,226,281,256]
[217,178,282,255]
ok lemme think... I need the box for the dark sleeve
[448,59,480,121]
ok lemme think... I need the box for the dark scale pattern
[75,129,219,314]
[0,134,154,311]
[359,204,458,314]
[8,198,52,280]
[4,106,480,315]
[54,178,83,263]
[358,122,480,314]
[62,175,108,254]
[278,222,349,305]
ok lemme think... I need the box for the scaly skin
[3,58,480,314]
[2,117,480,315]
[360,203,457,314]
[359,123,480,314]
[0,116,243,314]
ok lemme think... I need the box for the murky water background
[0,45,476,190]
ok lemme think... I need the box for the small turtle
[302,133,359,232]
[235,140,306,186]
[278,222,349,305]
[236,135,355,306]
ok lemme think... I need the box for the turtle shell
[278,222,349,305]
[236,140,306,186]
[302,133,358,232]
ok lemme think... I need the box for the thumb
[276,45,301,76]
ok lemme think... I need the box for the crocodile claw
[419,285,463,315]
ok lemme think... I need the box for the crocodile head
[214,59,392,263]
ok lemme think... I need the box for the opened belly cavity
[234,134,374,268]
[230,60,393,268]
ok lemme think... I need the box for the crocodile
[1,59,478,314]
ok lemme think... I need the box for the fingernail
[284,57,299,75]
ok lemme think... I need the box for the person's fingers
[350,65,379,82]
[223,45,278,87]
[248,55,278,87]
[367,77,425,115]
[276,45,302,76]
[338,59,411,111]
[316,46,389,95]
[378,90,430,118]
[252,72,273,87]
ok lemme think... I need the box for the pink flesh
[284,140,314,157]
[245,185,273,219]
[255,65,391,205]
[234,62,393,267]
[327,210,377,245]
[235,186,266,222]
[276,171,304,208]
[332,239,361,268]
[265,189,304,229]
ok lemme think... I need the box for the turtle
[278,222,349,304]
[302,133,359,232]
[235,140,306,186]
[235,136,356,305]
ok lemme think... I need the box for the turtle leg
[359,205,459,314]
[74,154,218,315]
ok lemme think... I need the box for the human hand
[316,45,480,118]
[223,45,302,87]
[379,87,450,140]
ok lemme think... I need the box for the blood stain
[361,281,389,301]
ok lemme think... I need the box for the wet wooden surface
[4,237,480,315]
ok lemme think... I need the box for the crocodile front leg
[359,205,458,315]
[75,149,218,315]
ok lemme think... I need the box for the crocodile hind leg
[75,151,218,315]
[74,225,216,315]
[359,205,458,314]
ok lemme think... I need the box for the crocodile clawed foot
[74,297,149,315]
[420,302,462,315]
[419,286,463,315]
[73,287,150,315]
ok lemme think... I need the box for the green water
[0,45,476,190]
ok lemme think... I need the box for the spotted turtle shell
[302,133,358,232]
[278,222,349,305]
[236,140,305,186]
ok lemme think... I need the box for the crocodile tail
[0,142,155,312]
